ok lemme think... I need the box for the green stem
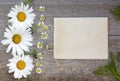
[111,69,120,81]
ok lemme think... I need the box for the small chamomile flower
[41,32,48,39]
[39,6,45,11]
[38,21,44,27]
[36,61,41,67]
[37,53,42,59]
[46,45,50,50]
[43,25,48,31]
[40,15,45,21]
[37,42,43,48]
[36,68,42,74]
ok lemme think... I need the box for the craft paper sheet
[54,18,108,59]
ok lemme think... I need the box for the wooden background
[0,0,120,81]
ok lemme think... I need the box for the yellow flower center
[12,34,22,44]
[17,60,26,70]
[36,62,41,66]
[17,12,26,22]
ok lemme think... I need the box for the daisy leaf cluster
[1,2,36,79]
[93,53,120,81]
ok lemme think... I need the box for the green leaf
[107,53,116,70]
[32,24,38,32]
[117,65,120,75]
[93,53,120,81]
[110,5,120,20]
[93,66,112,76]
[24,49,37,58]
[24,0,33,5]
[25,76,34,81]
[117,52,120,62]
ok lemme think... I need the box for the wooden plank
[0,4,120,38]
[33,0,120,6]
[1,0,120,6]
[0,0,120,81]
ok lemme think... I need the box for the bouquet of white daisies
[1,0,49,79]
[1,2,35,79]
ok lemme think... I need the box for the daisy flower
[39,6,45,11]
[37,53,43,59]
[46,45,50,50]
[41,32,48,39]
[38,21,44,27]
[8,2,36,29]
[36,68,42,74]
[43,25,48,31]
[7,54,34,79]
[40,15,45,21]
[36,61,41,67]
[1,25,33,55]
[37,42,43,48]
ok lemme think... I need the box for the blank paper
[54,18,108,59]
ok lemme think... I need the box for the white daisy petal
[24,69,31,75]
[22,70,27,78]
[23,40,32,46]
[16,45,24,55]
[8,69,15,73]
[14,70,19,79]
[19,43,29,52]
[18,71,22,79]
[1,39,10,45]
[11,7,16,11]
[4,32,11,39]
[6,44,12,53]
[26,7,33,13]
[8,58,16,63]
[12,46,16,55]
[24,4,29,11]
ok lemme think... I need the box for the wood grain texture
[0,0,120,81]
